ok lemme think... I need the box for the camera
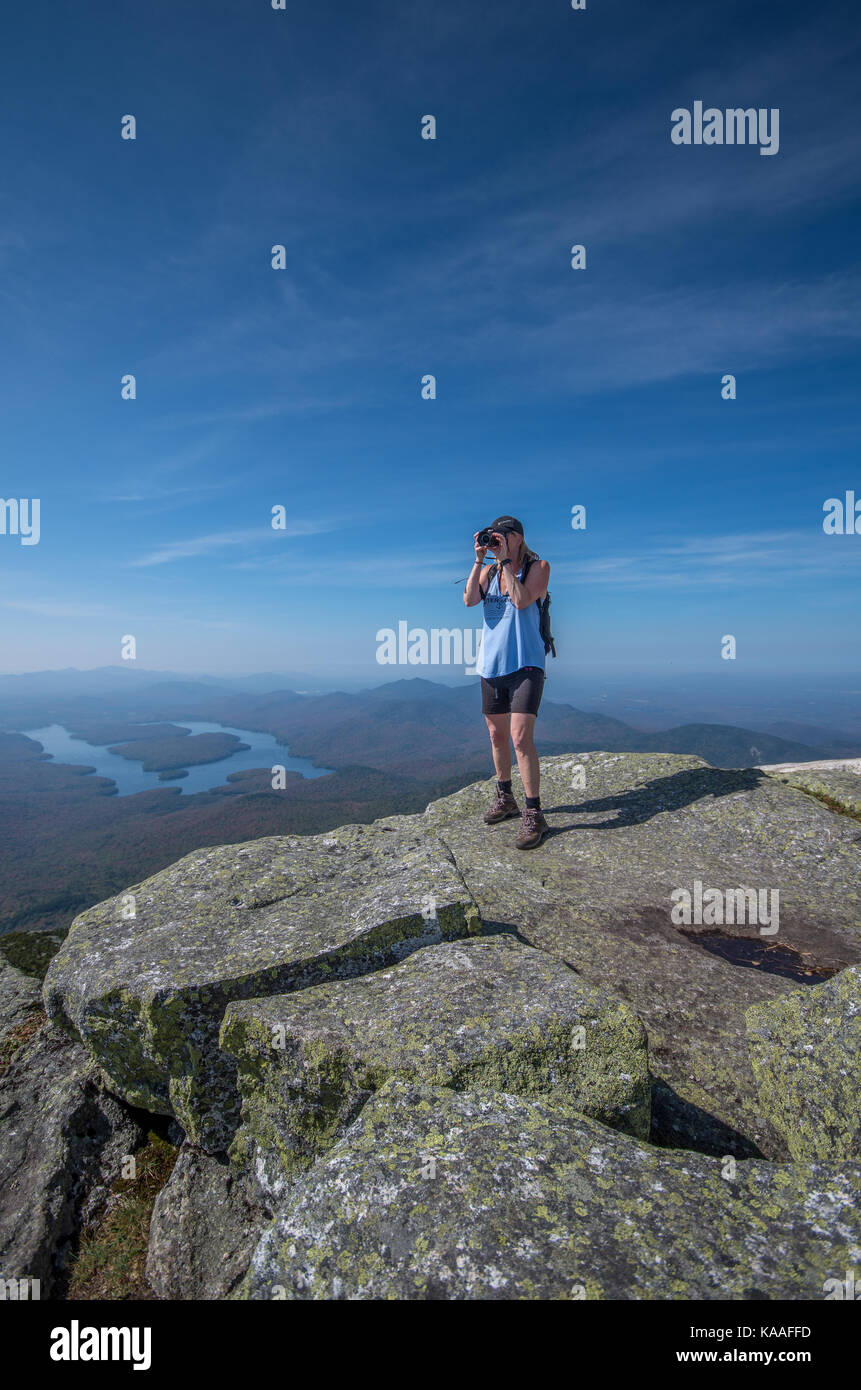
[477,528,499,547]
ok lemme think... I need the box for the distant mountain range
[1,667,861,756]
[133,675,858,773]
[0,666,336,700]
[1,673,854,776]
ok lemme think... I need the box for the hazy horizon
[2,663,860,741]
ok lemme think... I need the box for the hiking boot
[484,789,520,824]
[516,806,549,849]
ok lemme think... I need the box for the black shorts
[481,665,545,717]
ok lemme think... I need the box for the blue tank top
[477,562,546,678]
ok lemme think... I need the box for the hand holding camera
[476,527,509,562]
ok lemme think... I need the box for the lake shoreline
[20,721,334,797]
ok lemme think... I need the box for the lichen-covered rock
[761,763,861,820]
[221,936,649,1197]
[413,752,861,1157]
[237,1081,861,1301]
[43,824,481,1151]
[0,958,41,1053]
[31,751,861,1182]
[146,1144,265,1300]
[0,1020,144,1295]
[746,965,861,1161]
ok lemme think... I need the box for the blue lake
[23,721,334,797]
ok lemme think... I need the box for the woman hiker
[463,515,551,849]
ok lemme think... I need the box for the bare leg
[484,713,512,782]
[511,713,540,799]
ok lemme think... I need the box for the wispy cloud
[0,597,110,618]
[552,529,861,588]
[130,519,340,567]
[124,6,861,404]
[230,547,468,583]
[99,435,239,505]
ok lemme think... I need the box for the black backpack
[482,553,557,658]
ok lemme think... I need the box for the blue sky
[2,0,860,683]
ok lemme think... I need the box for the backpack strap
[479,561,498,600]
[482,554,534,599]
[521,554,556,655]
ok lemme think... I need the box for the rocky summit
[759,758,861,819]
[2,751,859,1298]
[221,935,650,1201]
[43,823,481,1151]
[238,1081,861,1302]
[746,965,861,1162]
[0,960,144,1292]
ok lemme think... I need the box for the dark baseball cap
[490,516,524,536]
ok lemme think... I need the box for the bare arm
[463,533,490,607]
[504,558,550,609]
